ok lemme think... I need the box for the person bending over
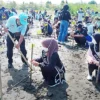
[31,39,65,87]
[4,13,28,68]
[87,43,100,81]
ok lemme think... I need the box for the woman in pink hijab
[32,38,65,87]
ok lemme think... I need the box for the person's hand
[31,60,39,66]
[89,59,94,64]
[70,34,74,37]
[94,60,99,66]
[4,28,8,32]
[15,44,20,49]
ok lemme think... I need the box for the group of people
[0,7,17,36]
[0,7,17,23]
[3,10,65,87]
[1,4,100,89]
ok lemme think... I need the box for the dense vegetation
[0,0,100,15]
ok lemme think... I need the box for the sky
[3,0,100,4]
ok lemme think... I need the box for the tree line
[0,0,100,15]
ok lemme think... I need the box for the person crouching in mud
[70,24,92,47]
[31,38,65,87]
[4,13,28,68]
[87,43,100,81]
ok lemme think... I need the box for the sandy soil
[0,21,100,100]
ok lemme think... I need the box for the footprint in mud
[73,54,81,58]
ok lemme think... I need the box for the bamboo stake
[30,44,34,85]
[6,32,35,91]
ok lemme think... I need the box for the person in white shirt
[87,23,94,36]
[86,7,91,16]
[77,8,84,23]
[85,17,94,36]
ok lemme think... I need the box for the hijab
[42,38,58,61]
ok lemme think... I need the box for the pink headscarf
[42,38,58,61]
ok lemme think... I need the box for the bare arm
[18,35,24,46]
[71,34,84,38]
[74,34,84,38]
[16,35,24,49]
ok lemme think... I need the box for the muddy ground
[0,20,100,100]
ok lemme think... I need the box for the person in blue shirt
[4,13,28,68]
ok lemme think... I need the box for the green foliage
[46,1,52,9]
[61,0,65,6]
[20,2,28,11]
[0,0,100,16]
[69,3,100,16]
[88,0,97,4]
[0,0,5,8]
[9,1,17,9]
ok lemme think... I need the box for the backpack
[59,10,68,21]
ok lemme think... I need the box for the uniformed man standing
[4,13,28,68]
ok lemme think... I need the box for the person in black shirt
[58,5,71,44]
[31,39,65,87]
[71,24,92,46]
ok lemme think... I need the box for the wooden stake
[30,44,34,85]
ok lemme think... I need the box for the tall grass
[69,3,100,15]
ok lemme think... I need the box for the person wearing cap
[4,13,28,68]
[71,24,92,46]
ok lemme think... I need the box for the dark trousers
[88,63,98,75]
[25,25,29,36]
[41,66,65,85]
[93,34,100,52]
[41,67,57,83]
[7,32,27,64]
[74,37,86,45]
